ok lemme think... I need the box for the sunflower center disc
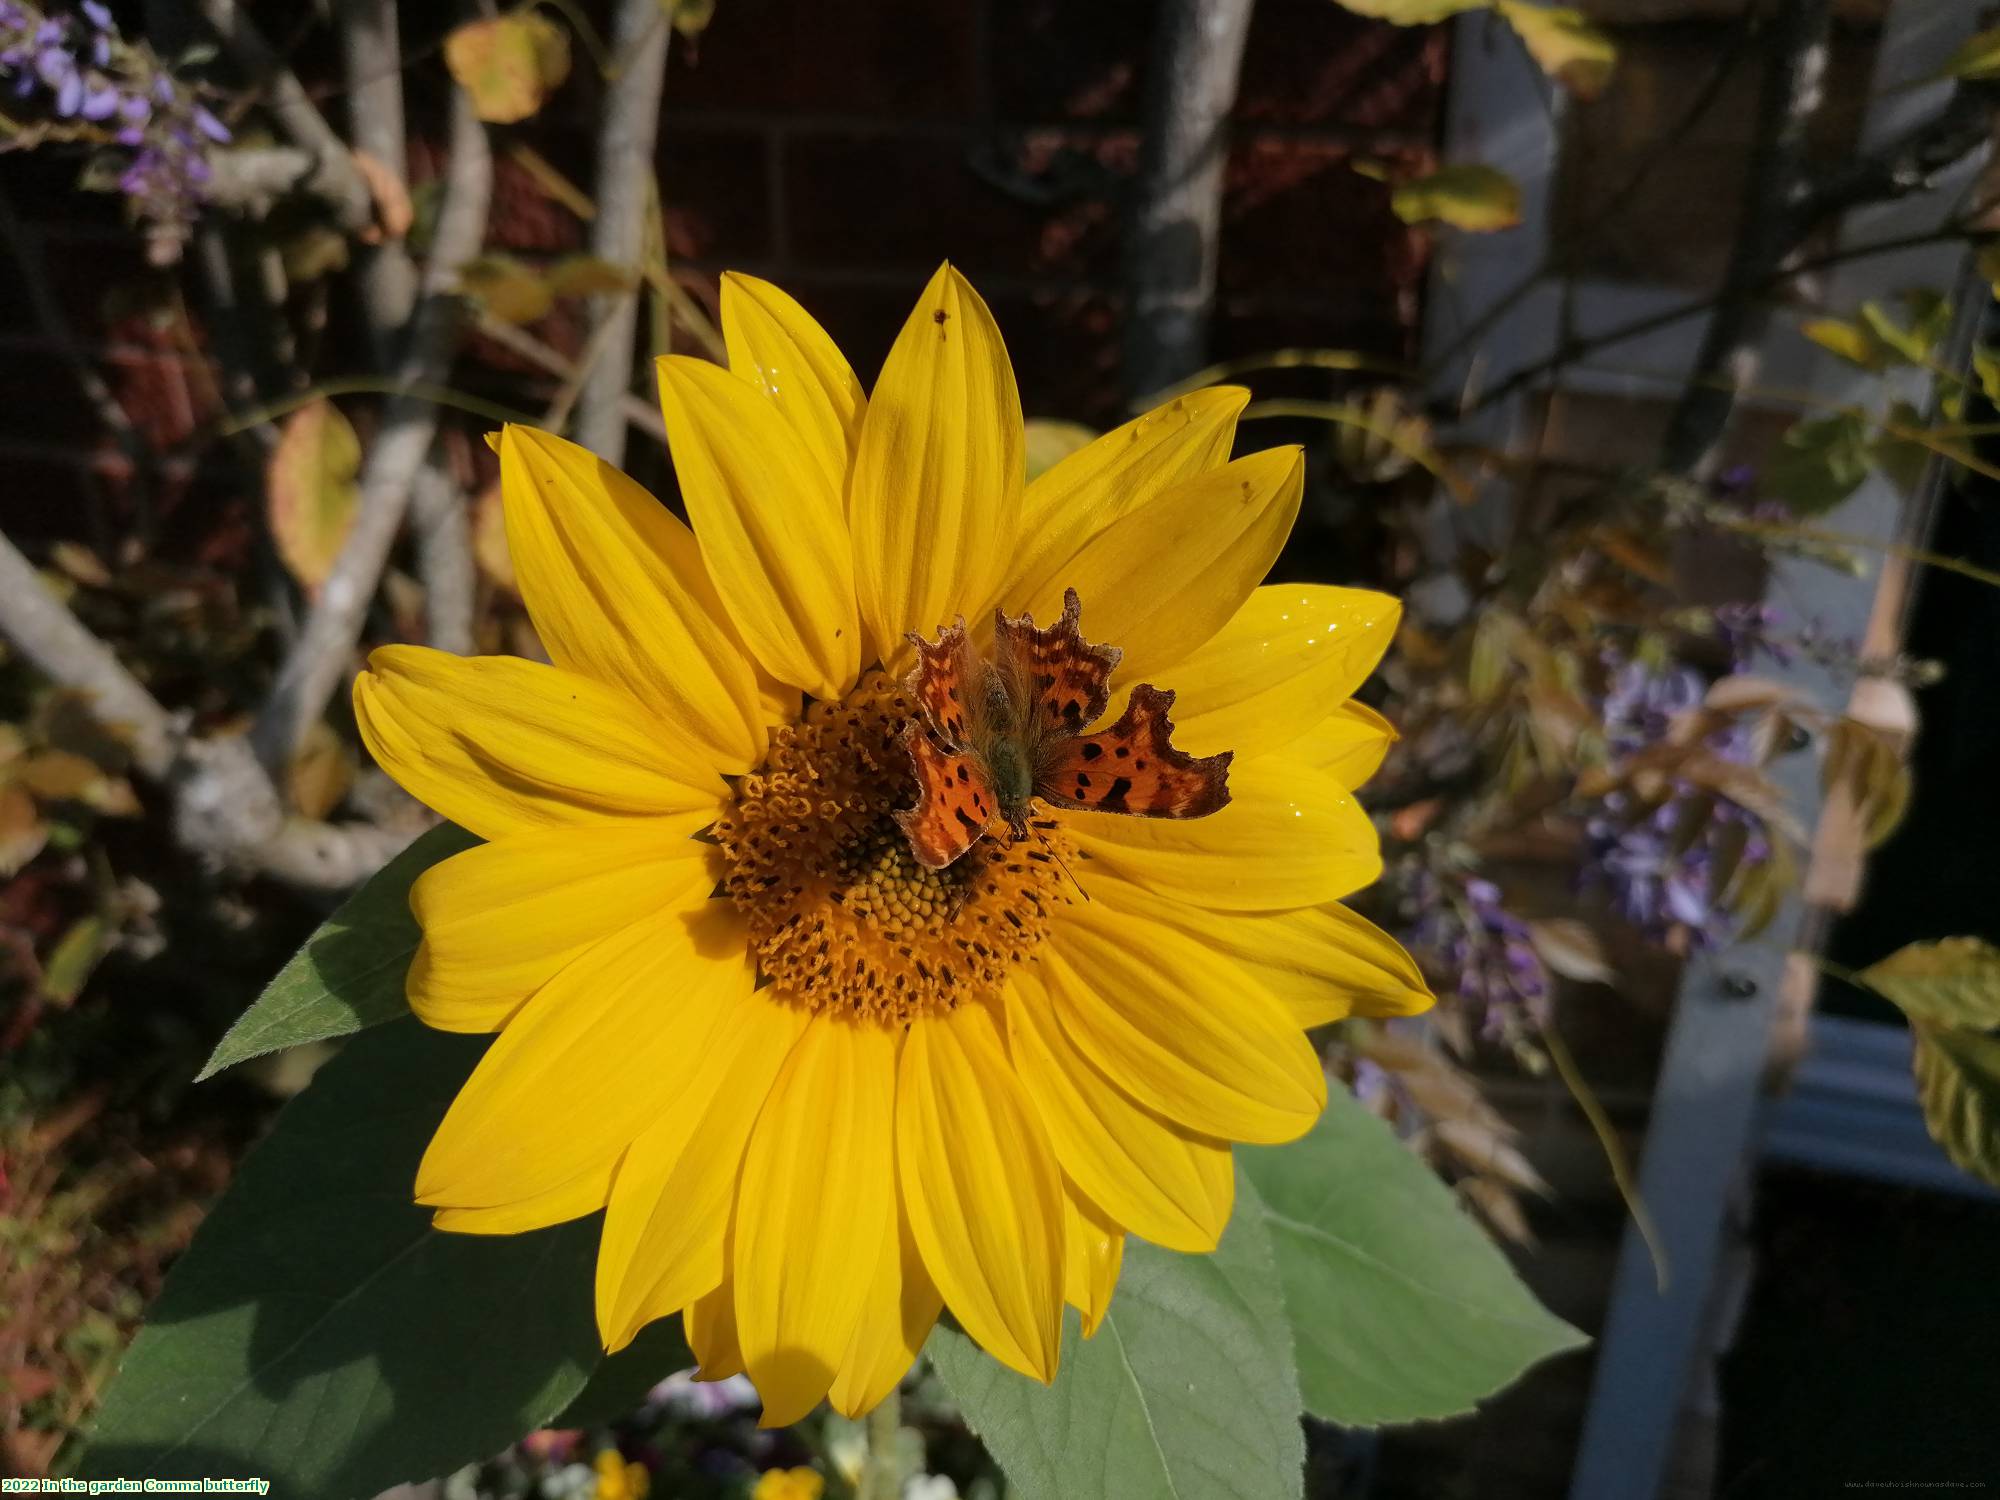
[712,671,1073,1024]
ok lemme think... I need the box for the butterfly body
[896,588,1233,870]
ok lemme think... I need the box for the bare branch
[251,90,493,771]
[410,460,476,655]
[1797,79,1996,228]
[339,0,420,339]
[572,0,672,464]
[0,530,411,889]
[1658,0,1833,478]
[197,0,375,234]
[1123,0,1255,399]
[0,531,176,778]
[476,311,670,443]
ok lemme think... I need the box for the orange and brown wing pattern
[895,726,998,869]
[993,587,1123,738]
[905,615,979,748]
[1038,684,1232,818]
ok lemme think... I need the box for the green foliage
[197,823,475,1080]
[1765,412,1873,516]
[928,1170,1305,1500]
[80,1019,605,1498]
[1496,3,1616,98]
[1856,938,2000,1190]
[1326,0,1489,22]
[1241,1089,1586,1425]
[555,1321,696,1430]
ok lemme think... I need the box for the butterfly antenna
[1050,843,1090,902]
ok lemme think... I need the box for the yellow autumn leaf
[444,13,572,124]
[1799,317,1890,371]
[1023,419,1098,483]
[1496,3,1616,98]
[1391,163,1523,232]
[1942,23,2000,81]
[459,255,556,324]
[1332,0,1492,22]
[471,482,517,594]
[267,400,362,592]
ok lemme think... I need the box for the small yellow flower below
[591,1449,649,1500]
[751,1467,825,1500]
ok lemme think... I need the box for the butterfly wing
[992,587,1122,740]
[1038,684,1232,818]
[906,615,980,748]
[895,726,998,869]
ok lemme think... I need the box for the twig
[1455,224,1980,420]
[410,460,476,654]
[572,0,672,464]
[250,90,493,772]
[197,0,375,234]
[1658,0,1833,477]
[1122,0,1255,399]
[475,313,670,441]
[0,531,408,888]
[339,0,419,339]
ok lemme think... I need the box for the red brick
[657,127,776,263]
[1217,137,1432,301]
[1238,0,1449,133]
[781,128,1131,282]
[988,0,1154,125]
[665,0,979,119]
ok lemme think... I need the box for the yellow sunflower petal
[687,1276,746,1380]
[430,1165,612,1236]
[408,823,715,1034]
[497,425,767,776]
[734,1015,898,1428]
[721,272,866,505]
[656,354,859,700]
[1011,447,1304,683]
[898,1002,1065,1383]
[1061,1179,1124,1339]
[1091,871,1434,1027]
[1042,902,1325,1145]
[827,1200,943,1418]
[1293,701,1398,788]
[849,263,1023,664]
[416,900,753,1210]
[1168,586,1403,760]
[1069,754,1380,910]
[597,992,809,1353]
[997,387,1247,616]
[353,646,725,840]
[1006,967,1234,1252]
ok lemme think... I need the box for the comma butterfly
[896,588,1232,870]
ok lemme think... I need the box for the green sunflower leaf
[554,1319,696,1429]
[197,822,476,1080]
[1241,1087,1587,1425]
[928,1167,1305,1500]
[80,1017,603,1497]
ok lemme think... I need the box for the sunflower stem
[856,1388,903,1500]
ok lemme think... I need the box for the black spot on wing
[1099,776,1133,813]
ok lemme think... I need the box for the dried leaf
[14,749,108,800]
[0,784,47,877]
[1433,1117,1551,1197]
[1458,1176,1536,1247]
[1858,937,2000,1031]
[1704,675,1799,713]
[1799,316,1890,370]
[1391,163,1522,232]
[287,722,354,823]
[351,149,414,241]
[1528,918,1616,986]
[42,915,109,1005]
[50,542,112,588]
[267,400,362,592]
[1496,2,1616,98]
[444,14,572,124]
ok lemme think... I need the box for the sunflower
[353,263,1431,1427]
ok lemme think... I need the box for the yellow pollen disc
[713,673,1074,1024]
